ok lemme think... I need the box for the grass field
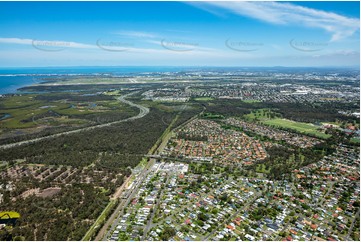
[243,109,330,139]
[0,94,125,129]
[155,103,190,112]
[244,109,276,121]
[0,95,57,128]
[194,97,214,101]
[262,118,331,139]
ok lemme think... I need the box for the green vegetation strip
[82,200,117,241]
[194,97,214,101]
[149,114,179,154]
[242,99,261,103]
[201,112,224,119]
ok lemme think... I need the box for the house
[245,234,255,241]
[266,223,279,231]
[226,225,235,230]
[310,224,318,231]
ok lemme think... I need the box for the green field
[243,109,330,139]
[201,112,225,119]
[194,97,214,101]
[244,109,278,121]
[263,118,331,139]
[0,94,125,129]
[154,103,191,112]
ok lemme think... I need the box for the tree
[160,226,176,240]
[198,212,208,221]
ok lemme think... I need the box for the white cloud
[0,46,358,67]
[191,1,360,41]
[0,36,222,57]
[0,37,96,49]
[0,37,33,45]
[115,31,157,39]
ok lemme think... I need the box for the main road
[98,122,174,241]
[0,93,150,150]
[98,157,156,241]
[94,103,204,241]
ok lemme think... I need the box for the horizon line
[0,65,359,69]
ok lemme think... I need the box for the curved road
[0,93,150,150]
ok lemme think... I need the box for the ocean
[1,66,349,95]
[0,66,197,94]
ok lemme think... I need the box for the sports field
[262,118,331,139]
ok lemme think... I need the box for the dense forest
[0,100,203,240]
[1,183,110,240]
[1,107,176,165]
[198,99,359,123]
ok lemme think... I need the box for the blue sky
[0,1,359,67]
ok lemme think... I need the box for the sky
[0,1,359,67]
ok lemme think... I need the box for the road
[96,104,204,241]
[345,207,359,240]
[99,135,172,241]
[317,181,335,206]
[141,171,172,240]
[0,93,150,150]
[98,108,187,241]
[95,158,156,241]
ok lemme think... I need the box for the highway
[0,93,150,150]
[95,103,204,241]
[141,171,172,240]
[98,158,156,241]
[99,111,181,241]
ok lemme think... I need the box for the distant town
[0,68,359,241]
